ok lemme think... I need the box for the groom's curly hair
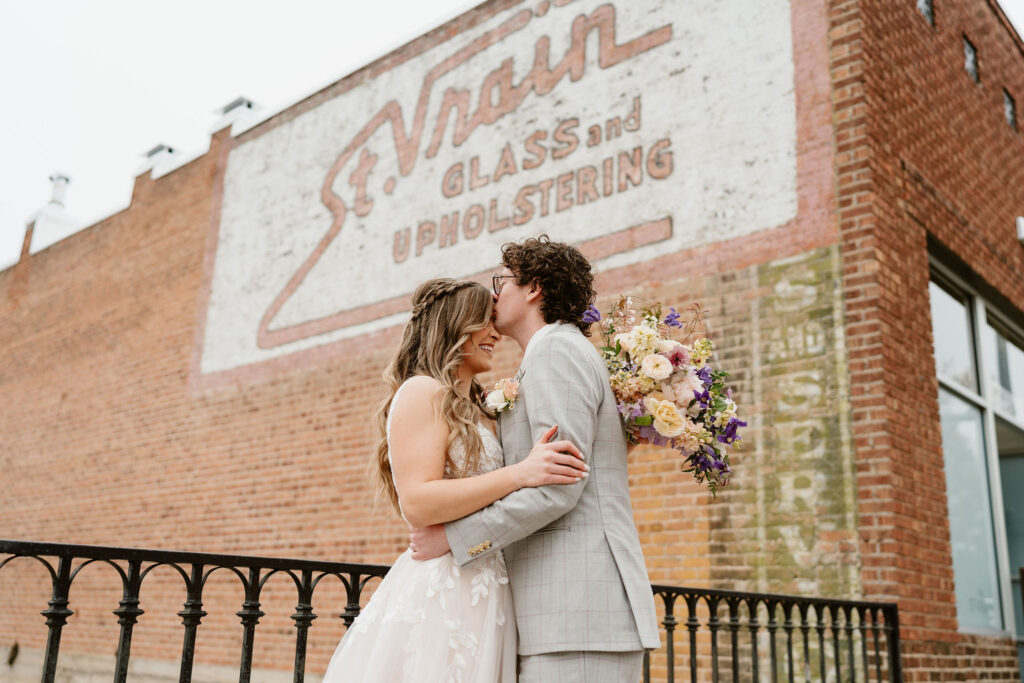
[502,235,596,336]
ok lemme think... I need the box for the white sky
[1,0,1023,272]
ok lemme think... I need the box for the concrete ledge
[1,645,317,683]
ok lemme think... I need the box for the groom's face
[492,267,527,335]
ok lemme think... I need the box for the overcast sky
[1,0,1022,272]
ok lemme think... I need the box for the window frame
[930,257,1024,639]
[916,0,935,27]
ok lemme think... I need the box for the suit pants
[518,650,644,683]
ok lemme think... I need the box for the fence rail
[0,539,901,682]
[647,584,901,682]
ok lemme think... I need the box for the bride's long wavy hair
[373,278,493,515]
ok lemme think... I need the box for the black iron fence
[0,539,902,682]
[646,584,901,682]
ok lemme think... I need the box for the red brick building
[2,0,1023,679]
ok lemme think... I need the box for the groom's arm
[442,333,602,566]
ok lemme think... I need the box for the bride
[321,278,587,683]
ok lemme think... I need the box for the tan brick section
[1,0,1023,680]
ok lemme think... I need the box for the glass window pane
[996,419,1024,659]
[985,320,1024,424]
[929,281,979,392]
[938,388,1003,631]
[1000,455,1024,654]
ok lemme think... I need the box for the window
[937,387,1003,630]
[929,282,979,391]
[986,320,1024,423]
[929,267,1024,667]
[964,36,980,84]
[1005,90,1018,132]
[917,0,934,26]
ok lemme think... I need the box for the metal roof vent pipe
[209,96,260,136]
[25,172,80,255]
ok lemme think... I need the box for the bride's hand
[513,425,588,488]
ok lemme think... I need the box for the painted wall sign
[200,0,797,375]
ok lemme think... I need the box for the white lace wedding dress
[321,383,517,683]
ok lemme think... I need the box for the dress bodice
[445,422,503,477]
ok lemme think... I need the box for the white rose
[640,354,672,381]
[658,338,683,353]
[485,388,506,411]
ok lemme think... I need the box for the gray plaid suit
[446,323,659,670]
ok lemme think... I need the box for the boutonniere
[485,376,521,415]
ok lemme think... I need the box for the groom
[410,235,659,681]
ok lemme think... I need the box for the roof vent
[136,143,178,177]
[48,172,70,208]
[26,172,80,254]
[209,96,260,135]
[220,97,255,115]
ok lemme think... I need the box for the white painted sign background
[201,0,797,375]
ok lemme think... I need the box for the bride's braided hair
[372,278,493,515]
[407,279,477,322]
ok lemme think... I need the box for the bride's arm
[389,377,586,528]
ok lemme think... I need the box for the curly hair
[501,234,596,336]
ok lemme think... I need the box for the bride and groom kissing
[323,235,659,682]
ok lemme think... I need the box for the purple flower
[582,304,602,324]
[693,388,710,409]
[692,447,715,474]
[716,418,746,445]
[663,307,684,328]
[696,365,713,387]
[617,401,644,418]
[636,423,670,447]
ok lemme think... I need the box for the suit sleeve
[445,334,602,565]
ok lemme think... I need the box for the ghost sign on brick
[200,0,798,376]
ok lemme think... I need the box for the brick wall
[830,0,1024,679]
[1,0,1023,679]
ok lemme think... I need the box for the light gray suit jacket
[446,323,660,655]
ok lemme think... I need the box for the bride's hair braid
[371,279,494,516]
[408,279,477,322]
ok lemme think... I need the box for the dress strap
[385,378,417,443]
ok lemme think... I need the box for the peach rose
[498,378,519,400]
[640,354,673,381]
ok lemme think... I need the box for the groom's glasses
[492,274,516,295]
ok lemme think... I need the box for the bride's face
[460,319,501,376]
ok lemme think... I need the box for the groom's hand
[409,524,451,560]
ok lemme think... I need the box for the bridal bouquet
[582,297,745,495]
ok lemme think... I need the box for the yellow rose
[644,396,686,438]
